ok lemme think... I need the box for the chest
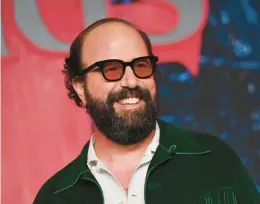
[110,168,135,188]
[52,152,241,204]
[105,157,148,188]
[53,158,237,204]
[88,161,150,204]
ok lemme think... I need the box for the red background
[1,0,208,203]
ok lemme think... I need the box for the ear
[72,77,86,106]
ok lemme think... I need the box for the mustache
[107,86,153,105]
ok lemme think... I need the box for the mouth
[114,97,144,110]
[118,97,141,105]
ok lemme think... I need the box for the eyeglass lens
[102,58,154,81]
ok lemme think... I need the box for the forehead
[81,22,148,66]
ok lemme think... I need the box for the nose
[119,66,138,88]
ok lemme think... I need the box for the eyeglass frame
[78,55,159,82]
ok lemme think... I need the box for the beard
[85,86,158,145]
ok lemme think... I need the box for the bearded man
[34,18,260,204]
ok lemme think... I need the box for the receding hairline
[81,20,144,42]
[68,18,153,71]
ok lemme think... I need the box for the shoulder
[160,119,240,162]
[33,159,76,203]
[191,130,238,158]
[33,143,89,203]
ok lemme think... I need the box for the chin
[116,107,145,119]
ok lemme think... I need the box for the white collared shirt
[87,122,160,204]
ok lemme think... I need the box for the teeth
[119,97,140,105]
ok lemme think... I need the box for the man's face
[75,23,158,145]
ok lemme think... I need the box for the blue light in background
[169,72,192,82]
[233,40,252,57]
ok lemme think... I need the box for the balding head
[81,22,149,69]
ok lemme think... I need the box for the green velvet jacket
[34,120,260,204]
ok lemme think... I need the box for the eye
[135,60,150,68]
[102,61,123,73]
[136,62,147,67]
[104,66,120,72]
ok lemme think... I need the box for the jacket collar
[157,119,211,155]
[53,119,211,194]
[53,141,91,195]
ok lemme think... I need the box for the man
[34,18,260,204]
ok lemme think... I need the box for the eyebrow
[82,56,149,69]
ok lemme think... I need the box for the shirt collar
[144,122,160,156]
[87,134,98,166]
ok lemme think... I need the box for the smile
[118,97,140,105]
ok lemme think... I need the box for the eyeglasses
[79,56,159,82]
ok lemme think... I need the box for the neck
[93,125,155,164]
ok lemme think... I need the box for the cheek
[144,78,157,98]
[86,73,117,100]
